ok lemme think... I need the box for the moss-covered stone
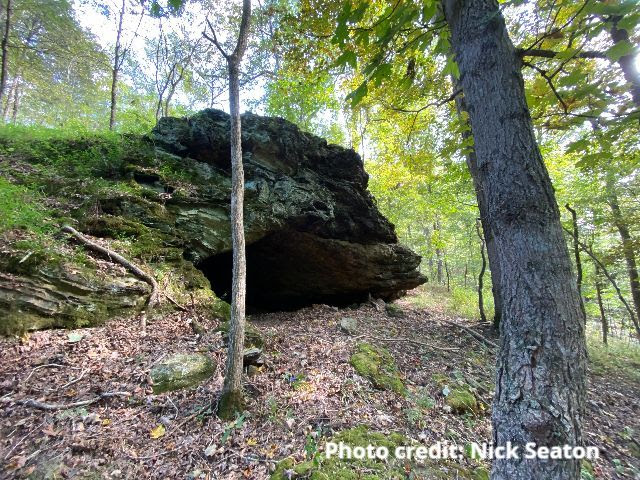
[385,303,404,318]
[350,343,406,395]
[445,388,477,414]
[150,353,215,394]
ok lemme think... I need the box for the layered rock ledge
[0,110,425,332]
[151,109,425,309]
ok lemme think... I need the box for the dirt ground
[1,291,638,479]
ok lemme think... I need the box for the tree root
[61,225,158,334]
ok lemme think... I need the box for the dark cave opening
[197,231,370,312]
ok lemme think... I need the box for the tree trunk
[444,257,450,291]
[206,0,252,420]
[109,0,125,131]
[476,220,488,323]
[607,15,640,108]
[435,220,443,284]
[444,1,587,479]
[605,175,640,329]
[0,0,12,108]
[454,77,504,328]
[565,205,586,323]
[594,264,608,345]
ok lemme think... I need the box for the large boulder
[150,109,426,309]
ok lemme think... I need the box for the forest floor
[0,288,639,480]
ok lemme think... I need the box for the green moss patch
[350,343,406,395]
[445,388,478,414]
[270,426,488,480]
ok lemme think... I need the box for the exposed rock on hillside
[151,109,425,308]
[0,109,425,332]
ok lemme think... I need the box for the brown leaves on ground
[0,292,638,479]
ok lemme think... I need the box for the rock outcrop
[0,109,425,332]
[150,109,425,309]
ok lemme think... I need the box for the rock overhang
[151,108,426,310]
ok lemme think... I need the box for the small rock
[150,353,215,394]
[340,317,358,335]
[243,347,263,367]
[82,413,101,425]
[385,303,404,318]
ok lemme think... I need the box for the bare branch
[203,17,229,59]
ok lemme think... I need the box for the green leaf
[554,48,580,60]
[422,0,437,22]
[335,51,357,69]
[349,2,369,23]
[606,40,636,62]
[565,138,590,154]
[617,13,640,32]
[370,63,392,86]
[443,55,460,79]
[346,81,368,106]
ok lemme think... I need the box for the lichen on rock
[150,353,215,394]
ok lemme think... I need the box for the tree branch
[203,17,229,59]
[517,48,607,60]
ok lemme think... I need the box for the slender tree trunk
[205,0,252,420]
[434,220,443,284]
[476,220,487,323]
[565,205,586,323]
[607,15,640,108]
[109,0,125,131]
[2,76,14,120]
[464,262,468,288]
[570,231,640,336]
[10,75,17,122]
[444,257,450,291]
[444,1,587,479]
[594,264,608,345]
[0,0,12,108]
[605,176,640,328]
[454,77,504,328]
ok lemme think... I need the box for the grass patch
[405,284,495,321]
[587,332,640,382]
[0,177,55,235]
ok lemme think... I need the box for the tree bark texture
[454,77,504,327]
[444,0,587,478]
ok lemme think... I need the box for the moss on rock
[150,353,215,394]
[350,343,406,395]
[445,388,478,414]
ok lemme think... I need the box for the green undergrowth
[0,124,231,333]
[587,332,640,383]
[270,425,489,480]
[405,284,495,321]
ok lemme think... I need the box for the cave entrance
[196,230,370,312]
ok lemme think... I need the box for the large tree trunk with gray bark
[444,0,587,479]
